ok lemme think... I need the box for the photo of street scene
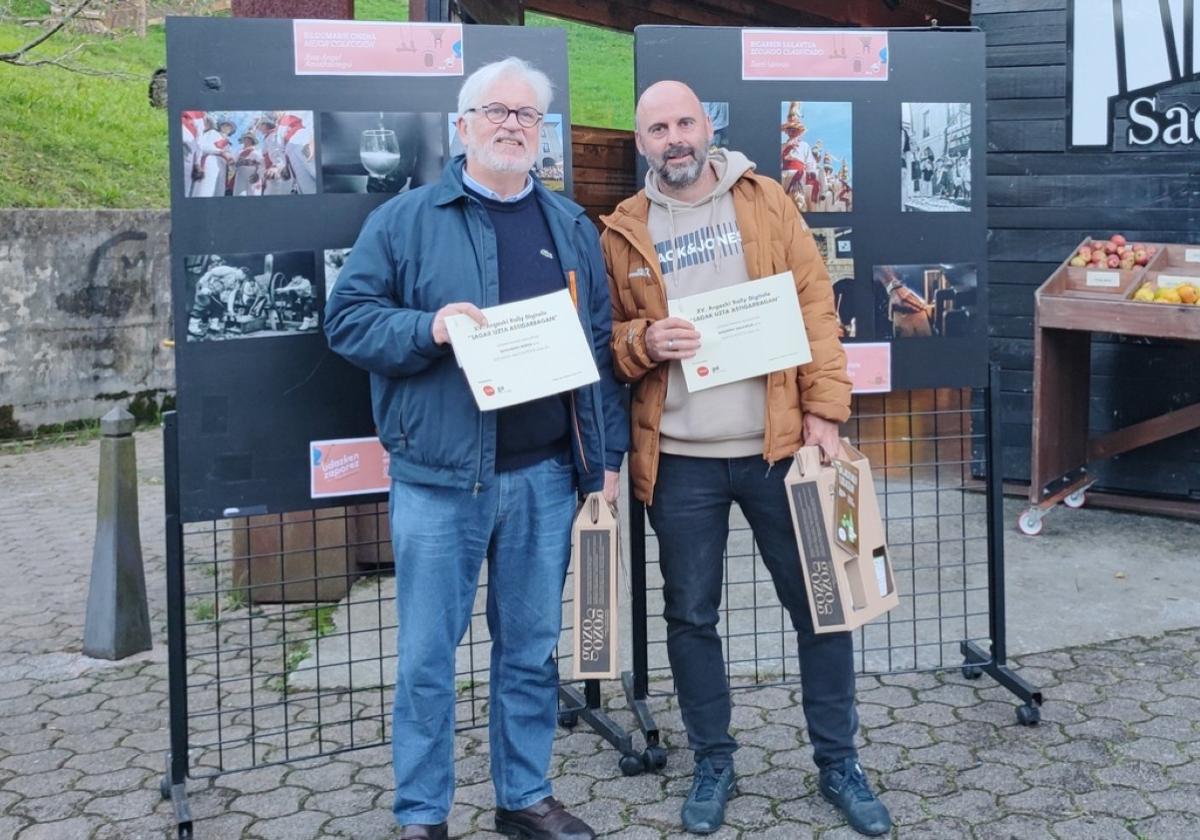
[812,227,859,339]
[901,102,972,212]
[183,251,319,341]
[702,101,730,151]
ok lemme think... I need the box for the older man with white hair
[325,57,627,840]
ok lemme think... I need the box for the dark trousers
[647,453,859,769]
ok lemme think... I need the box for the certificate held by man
[667,271,813,393]
[445,288,600,410]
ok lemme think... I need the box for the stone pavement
[2,428,1199,839]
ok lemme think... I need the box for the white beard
[468,133,536,174]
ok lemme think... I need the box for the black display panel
[634,26,989,392]
[167,18,571,521]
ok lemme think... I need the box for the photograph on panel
[324,248,352,295]
[447,112,567,191]
[701,101,730,151]
[812,227,859,339]
[181,110,316,198]
[871,263,978,339]
[184,251,320,341]
[780,101,853,213]
[901,102,971,212]
[320,112,444,194]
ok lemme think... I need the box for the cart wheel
[961,663,983,681]
[557,710,579,729]
[1063,489,1087,509]
[160,774,172,800]
[619,753,644,776]
[643,744,668,771]
[1017,509,1043,536]
[1016,704,1041,726]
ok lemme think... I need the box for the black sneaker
[680,757,736,834]
[818,758,892,836]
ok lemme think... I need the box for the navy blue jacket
[324,157,629,493]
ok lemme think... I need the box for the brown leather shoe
[399,823,448,840]
[495,796,596,839]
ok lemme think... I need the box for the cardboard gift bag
[784,440,899,633]
[570,493,620,680]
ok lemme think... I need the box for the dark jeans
[647,453,859,770]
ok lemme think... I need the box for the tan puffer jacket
[600,169,852,504]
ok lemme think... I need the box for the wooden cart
[1020,241,1200,535]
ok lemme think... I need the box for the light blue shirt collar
[462,167,534,203]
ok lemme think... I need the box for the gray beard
[654,143,709,188]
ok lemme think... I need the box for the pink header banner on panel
[845,343,892,394]
[294,20,464,76]
[310,437,390,498]
[742,30,888,81]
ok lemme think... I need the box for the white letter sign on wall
[1068,0,1198,149]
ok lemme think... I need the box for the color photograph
[901,102,972,212]
[871,263,978,339]
[812,227,859,339]
[180,110,316,198]
[702,101,730,151]
[320,112,444,194]
[183,251,319,341]
[780,101,853,213]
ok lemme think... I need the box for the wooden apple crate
[1019,241,1200,535]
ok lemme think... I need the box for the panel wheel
[619,753,644,776]
[961,663,983,681]
[1016,704,1041,726]
[1063,489,1087,509]
[643,744,668,771]
[1017,509,1043,536]
[557,710,579,729]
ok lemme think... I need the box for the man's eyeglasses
[466,102,543,128]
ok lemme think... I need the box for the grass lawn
[0,3,632,208]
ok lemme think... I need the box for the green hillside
[0,3,632,208]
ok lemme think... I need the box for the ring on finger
[667,339,674,350]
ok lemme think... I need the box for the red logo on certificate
[697,366,710,377]
[483,385,496,396]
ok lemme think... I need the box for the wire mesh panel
[639,387,992,696]
[177,504,582,778]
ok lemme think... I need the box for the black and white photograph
[319,112,444,194]
[871,263,978,339]
[448,112,566,190]
[901,102,971,212]
[181,110,316,198]
[702,101,730,151]
[184,251,320,342]
[324,247,352,295]
[812,227,858,339]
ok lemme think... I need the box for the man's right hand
[645,316,701,362]
[431,302,487,345]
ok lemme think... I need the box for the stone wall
[0,210,174,435]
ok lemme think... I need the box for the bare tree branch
[0,0,97,63]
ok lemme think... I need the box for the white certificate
[445,288,600,411]
[668,271,812,393]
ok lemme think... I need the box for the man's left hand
[803,414,842,463]
[602,469,620,506]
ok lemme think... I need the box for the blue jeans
[388,455,577,825]
[647,453,859,770]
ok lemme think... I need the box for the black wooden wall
[977,0,1200,501]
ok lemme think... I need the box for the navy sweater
[471,187,572,472]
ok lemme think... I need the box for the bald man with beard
[600,81,891,837]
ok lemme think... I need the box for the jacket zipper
[470,197,488,495]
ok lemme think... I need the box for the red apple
[1107,254,1121,268]
[1111,234,1127,246]
[1134,250,1148,266]
[1105,242,1119,255]
[1117,245,1128,256]
[1079,247,1093,261]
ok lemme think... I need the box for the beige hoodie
[646,149,766,458]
